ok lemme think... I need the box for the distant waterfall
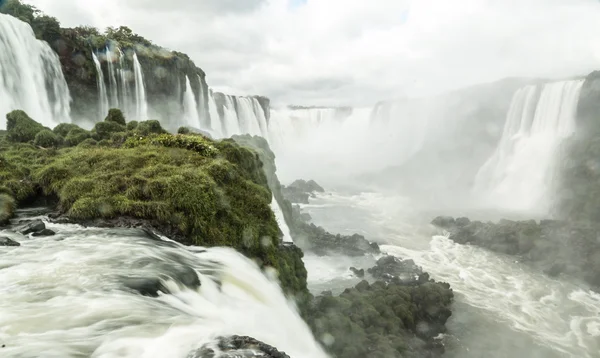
[474,80,585,213]
[183,76,200,128]
[222,95,241,136]
[202,90,269,139]
[132,53,148,121]
[0,14,71,128]
[91,53,109,121]
[118,48,133,117]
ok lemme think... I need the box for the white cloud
[25,0,600,106]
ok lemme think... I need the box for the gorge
[1,0,600,357]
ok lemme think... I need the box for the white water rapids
[299,191,600,358]
[0,212,327,358]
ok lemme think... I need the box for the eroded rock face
[431,216,600,288]
[281,179,325,204]
[187,336,290,358]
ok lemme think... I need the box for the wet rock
[32,229,55,237]
[350,267,365,278]
[431,216,455,229]
[281,179,324,204]
[294,222,380,257]
[288,179,324,193]
[123,277,168,297]
[188,336,290,358]
[368,255,424,285]
[0,237,20,246]
[18,220,46,235]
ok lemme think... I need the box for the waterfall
[197,75,206,127]
[222,95,240,137]
[207,89,223,136]
[235,97,263,136]
[271,195,293,243]
[92,52,109,120]
[252,99,270,140]
[133,52,148,121]
[106,47,119,108]
[474,80,585,213]
[118,48,132,119]
[0,222,327,357]
[183,75,200,128]
[0,14,71,128]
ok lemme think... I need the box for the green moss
[5,110,47,143]
[34,129,62,148]
[77,138,97,148]
[105,108,126,126]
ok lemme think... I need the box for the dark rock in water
[281,186,310,204]
[123,277,169,297]
[18,220,46,235]
[0,237,20,246]
[545,263,566,277]
[281,179,324,204]
[294,222,380,256]
[32,229,56,237]
[188,336,290,358]
[350,267,365,278]
[289,179,324,193]
[431,216,455,229]
[368,255,424,285]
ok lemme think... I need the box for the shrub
[126,120,139,131]
[65,128,91,146]
[0,194,15,225]
[105,108,126,126]
[34,129,62,148]
[178,126,191,134]
[6,110,46,143]
[93,121,126,140]
[134,120,166,136]
[77,138,97,148]
[53,123,81,137]
[124,133,218,157]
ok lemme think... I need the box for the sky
[24,0,600,107]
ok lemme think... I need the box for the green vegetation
[34,129,62,148]
[105,108,126,126]
[6,110,48,143]
[0,110,306,296]
[306,280,453,358]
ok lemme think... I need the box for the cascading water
[118,48,133,117]
[207,89,223,136]
[92,52,109,120]
[133,52,149,121]
[106,47,119,108]
[270,195,293,243]
[183,75,200,128]
[222,95,241,137]
[0,14,71,128]
[236,97,263,136]
[474,80,585,213]
[0,218,327,357]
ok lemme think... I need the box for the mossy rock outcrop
[0,112,306,296]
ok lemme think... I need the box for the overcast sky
[26,0,600,107]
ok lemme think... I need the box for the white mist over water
[183,75,200,128]
[474,80,585,213]
[106,48,119,108]
[0,219,327,358]
[0,14,71,129]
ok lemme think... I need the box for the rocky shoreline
[431,215,600,289]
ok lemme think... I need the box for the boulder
[294,222,380,257]
[367,255,426,285]
[18,220,46,235]
[187,336,290,358]
[32,229,56,237]
[0,237,20,246]
[350,267,365,278]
